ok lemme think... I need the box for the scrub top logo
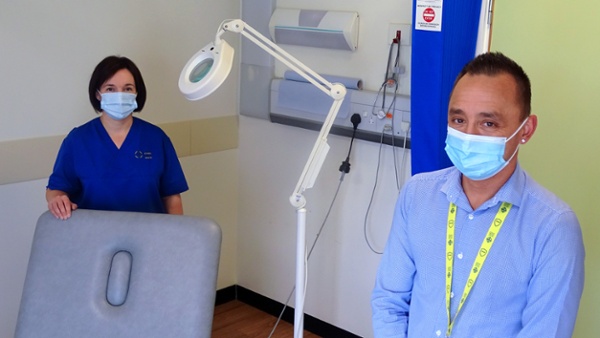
[134,150,153,160]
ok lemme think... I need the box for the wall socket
[388,23,412,46]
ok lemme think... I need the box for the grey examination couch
[15,209,221,338]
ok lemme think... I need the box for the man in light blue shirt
[371,52,585,338]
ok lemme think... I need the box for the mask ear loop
[504,142,521,164]
[506,117,530,143]
[503,119,530,168]
[500,118,530,171]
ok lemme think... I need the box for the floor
[212,300,322,338]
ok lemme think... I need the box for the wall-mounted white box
[269,8,360,51]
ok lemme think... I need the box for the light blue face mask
[444,117,528,181]
[100,92,138,120]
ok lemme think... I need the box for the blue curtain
[410,0,483,175]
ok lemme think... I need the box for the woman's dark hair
[88,55,147,113]
[453,52,531,120]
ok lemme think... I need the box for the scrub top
[48,117,188,213]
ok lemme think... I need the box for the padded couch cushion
[15,209,221,338]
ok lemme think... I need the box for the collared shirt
[371,164,585,338]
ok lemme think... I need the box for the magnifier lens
[189,58,214,83]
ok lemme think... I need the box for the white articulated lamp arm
[181,19,349,338]
[221,19,347,210]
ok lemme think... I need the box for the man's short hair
[453,52,531,119]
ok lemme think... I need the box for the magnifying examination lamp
[179,19,346,338]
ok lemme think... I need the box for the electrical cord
[363,128,386,255]
[382,36,401,111]
[363,110,409,255]
[339,113,362,174]
[386,83,402,191]
[375,77,405,191]
[363,32,407,255]
[268,114,361,338]
[370,82,387,118]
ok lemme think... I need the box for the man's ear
[521,114,538,143]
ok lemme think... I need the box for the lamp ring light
[178,40,234,101]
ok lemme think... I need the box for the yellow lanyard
[445,201,512,337]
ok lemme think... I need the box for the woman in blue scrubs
[46,56,189,219]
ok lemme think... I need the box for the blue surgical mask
[444,118,528,180]
[99,92,138,120]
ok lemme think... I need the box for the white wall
[238,117,410,337]
[1,0,413,337]
[236,1,412,336]
[238,0,412,337]
[180,152,239,289]
[0,2,239,337]
[0,1,240,143]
